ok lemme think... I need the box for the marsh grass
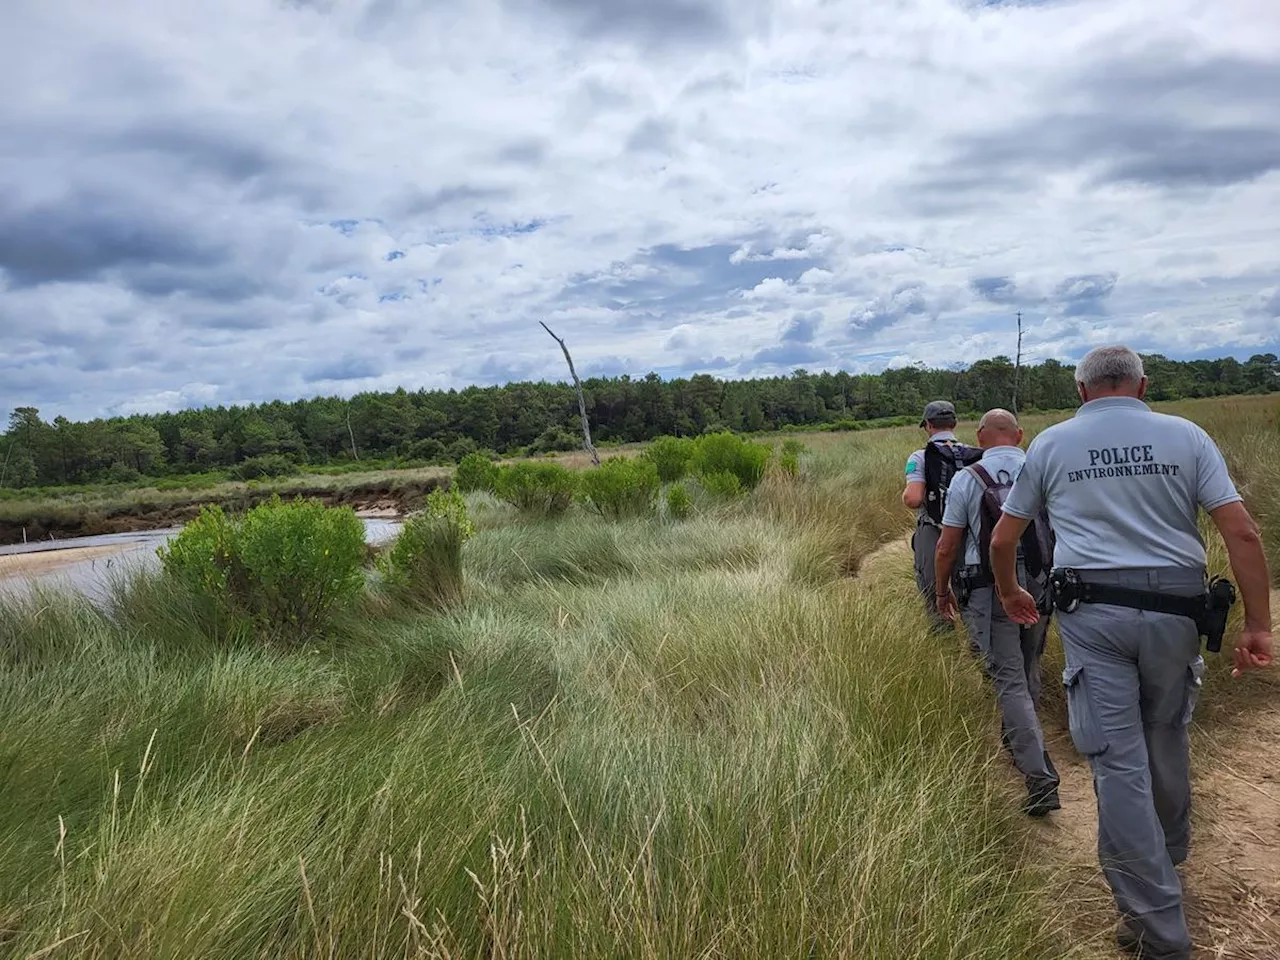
[1,395,1275,959]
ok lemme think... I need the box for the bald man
[935,409,1060,816]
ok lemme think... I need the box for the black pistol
[1201,577,1237,653]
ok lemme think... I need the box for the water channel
[0,518,403,603]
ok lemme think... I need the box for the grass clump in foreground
[2,394,1275,959]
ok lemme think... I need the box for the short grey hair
[1075,345,1145,390]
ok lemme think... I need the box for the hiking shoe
[1024,782,1061,818]
[1116,928,1191,959]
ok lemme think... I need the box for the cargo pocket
[1179,657,1206,726]
[1062,664,1108,756]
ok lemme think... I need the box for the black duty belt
[1073,582,1204,620]
[1049,567,1237,652]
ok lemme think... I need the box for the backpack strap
[969,463,997,490]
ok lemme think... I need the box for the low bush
[454,452,499,493]
[422,488,476,540]
[495,461,578,516]
[158,497,366,643]
[229,454,299,481]
[666,482,694,519]
[699,470,744,499]
[157,504,237,597]
[691,432,771,490]
[580,457,660,519]
[643,435,696,482]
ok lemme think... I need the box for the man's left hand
[1000,586,1040,625]
[937,590,958,622]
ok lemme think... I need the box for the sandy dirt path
[861,535,1280,959]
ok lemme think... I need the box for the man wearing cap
[902,399,963,632]
[990,345,1273,959]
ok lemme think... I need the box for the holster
[1200,577,1236,653]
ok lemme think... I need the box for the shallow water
[0,518,403,602]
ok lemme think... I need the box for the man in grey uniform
[934,409,1060,816]
[990,345,1274,959]
[903,400,964,633]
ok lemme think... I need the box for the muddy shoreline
[0,478,443,547]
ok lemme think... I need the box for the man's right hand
[1233,629,1274,678]
[1000,586,1040,626]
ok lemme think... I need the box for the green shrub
[158,497,366,643]
[422,488,476,540]
[580,457,660,520]
[691,433,771,490]
[643,435,695,482]
[157,504,237,596]
[666,482,693,519]
[229,454,298,481]
[236,498,367,640]
[781,438,806,457]
[528,426,580,454]
[495,462,578,516]
[378,514,465,609]
[454,452,499,493]
[699,470,744,499]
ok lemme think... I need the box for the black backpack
[970,463,1055,582]
[923,438,984,526]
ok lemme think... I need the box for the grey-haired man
[990,345,1273,960]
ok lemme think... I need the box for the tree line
[3,353,1277,489]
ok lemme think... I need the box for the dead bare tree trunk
[540,321,599,466]
[1012,310,1023,414]
[345,405,360,461]
[0,442,12,489]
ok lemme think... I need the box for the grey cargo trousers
[961,577,1056,788]
[1058,568,1206,960]
[912,520,948,632]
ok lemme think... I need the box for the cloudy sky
[3,0,1279,420]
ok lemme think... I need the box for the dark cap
[920,400,956,427]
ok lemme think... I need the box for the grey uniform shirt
[942,445,1026,567]
[1003,397,1241,570]
[905,430,958,523]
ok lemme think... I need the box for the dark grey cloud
[399,185,511,218]
[912,50,1280,206]
[496,139,548,166]
[1250,287,1280,318]
[558,238,826,321]
[970,276,1020,304]
[113,120,281,185]
[304,356,384,383]
[0,191,228,288]
[515,0,734,45]
[1054,272,1118,316]
[781,311,821,343]
[626,117,679,155]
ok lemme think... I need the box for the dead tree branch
[540,321,599,466]
[345,404,360,462]
[1012,310,1023,414]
